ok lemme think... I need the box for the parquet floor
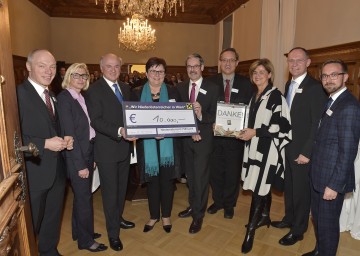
[58,183,360,255]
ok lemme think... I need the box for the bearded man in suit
[303,60,360,256]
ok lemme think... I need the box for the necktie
[113,84,123,103]
[190,83,196,103]
[224,79,230,103]
[286,81,296,107]
[44,89,54,119]
[325,97,334,110]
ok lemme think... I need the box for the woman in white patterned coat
[236,58,292,254]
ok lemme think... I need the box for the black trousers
[29,157,66,256]
[311,185,344,256]
[210,140,243,209]
[146,166,175,219]
[183,136,213,220]
[70,144,95,249]
[97,155,130,239]
[283,157,311,235]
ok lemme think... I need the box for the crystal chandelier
[95,0,185,17]
[118,14,156,52]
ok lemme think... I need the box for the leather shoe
[178,207,193,218]
[189,218,203,234]
[109,238,123,251]
[302,248,319,256]
[73,232,102,241]
[271,220,291,229]
[279,232,304,246]
[207,203,222,214]
[162,217,172,233]
[120,219,135,229]
[93,232,101,239]
[84,243,108,252]
[224,208,234,219]
[143,219,159,232]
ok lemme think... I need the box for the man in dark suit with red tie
[303,60,360,256]
[17,49,73,256]
[177,53,219,233]
[272,47,327,246]
[86,53,136,251]
[206,48,253,219]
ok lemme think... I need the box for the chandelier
[118,14,156,52]
[95,0,185,17]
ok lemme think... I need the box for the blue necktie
[286,81,296,108]
[325,97,333,110]
[112,84,123,103]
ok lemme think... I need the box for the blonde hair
[62,63,90,90]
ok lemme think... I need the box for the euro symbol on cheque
[186,103,193,109]
[129,114,137,123]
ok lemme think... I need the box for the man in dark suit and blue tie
[302,59,360,256]
[86,53,136,251]
[177,53,219,233]
[272,47,327,246]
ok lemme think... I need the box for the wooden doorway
[0,0,37,255]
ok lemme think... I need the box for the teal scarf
[140,82,174,176]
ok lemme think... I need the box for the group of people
[17,46,359,256]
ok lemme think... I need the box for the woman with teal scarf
[131,57,181,233]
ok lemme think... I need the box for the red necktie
[190,83,196,103]
[44,89,54,119]
[225,79,230,103]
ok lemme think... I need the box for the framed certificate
[214,102,248,137]
[122,101,199,138]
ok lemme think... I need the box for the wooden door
[0,0,37,255]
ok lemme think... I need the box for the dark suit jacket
[285,74,327,160]
[85,77,131,163]
[17,80,62,190]
[207,73,253,104]
[311,90,360,194]
[177,79,219,139]
[57,89,92,174]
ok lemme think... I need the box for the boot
[256,192,272,228]
[241,194,264,254]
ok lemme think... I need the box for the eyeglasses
[220,58,237,64]
[186,65,201,70]
[71,73,89,80]
[320,72,345,81]
[148,70,165,76]
[252,70,268,76]
[287,59,307,64]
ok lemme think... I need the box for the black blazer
[284,74,327,160]
[207,73,253,105]
[176,79,219,139]
[17,80,62,190]
[85,77,131,163]
[57,89,92,174]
